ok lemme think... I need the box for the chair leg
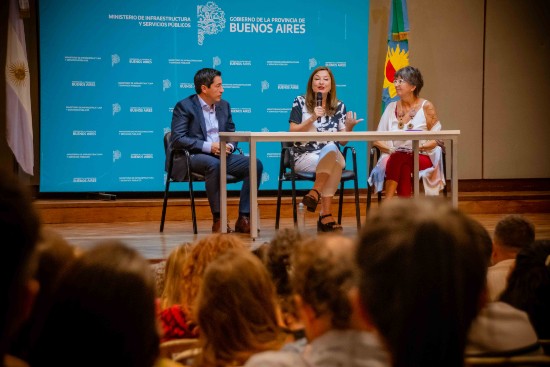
[291,179,297,228]
[160,179,171,232]
[353,176,361,230]
[189,180,198,235]
[366,183,372,213]
[338,182,344,225]
[275,179,283,230]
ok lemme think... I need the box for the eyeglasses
[393,79,407,86]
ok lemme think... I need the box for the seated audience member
[158,234,245,341]
[0,169,41,367]
[159,243,192,309]
[246,234,390,367]
[465,220,542,357]
[264,228,308,342]
[355,198,487,367]
[151,260,167,297]
[30,241,162,367]
[488,214,535,301]
[9,228,77,363]
[500,240,550,340]
[195,249,285,367]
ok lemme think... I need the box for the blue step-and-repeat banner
[39,0,369,192]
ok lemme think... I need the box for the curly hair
[196,249,283,366]
[180,234,245,308]
[267,228,306,297]
[291,233,356,329]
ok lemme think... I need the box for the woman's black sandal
[302,188,321,212]
[317,214,343,233]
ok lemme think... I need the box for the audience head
[0,168,41,358]
[291,233,356,339]
[160,242,192,309]
[492,214,535,263]
[469,218,493,267]
[394,65,424,97]
[10,228,77,360]
[30,240,160,367]
[499,239,550,339]
[194,67,222,94]
[356,198,487,367]
[180,233,245,308]
[306,66,338,115]
[196,248,282,366]
[267,228,305,298]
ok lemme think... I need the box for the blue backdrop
[39,0,369,192]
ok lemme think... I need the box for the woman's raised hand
[345,111,364,131]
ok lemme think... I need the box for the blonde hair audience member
[158,234,245,342]
[160,243,192,310]
[196,249,284,367]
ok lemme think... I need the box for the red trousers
[386,151,433,197]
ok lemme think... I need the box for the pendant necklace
[397,100,418,130]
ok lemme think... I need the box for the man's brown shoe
[234,215,251,234]
[212,218,233,233]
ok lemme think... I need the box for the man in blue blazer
[169,68,263,233]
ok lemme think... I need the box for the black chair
[160,132,242,234]
[275,142,361,230]
[366,143,448,211]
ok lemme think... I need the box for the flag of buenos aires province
[381,0,410,112]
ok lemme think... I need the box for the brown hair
[356,198,487,367]
[394,65,424,97]
[291,233,355,329]
[305,66,339,116]
[30,240,160,367]
[196,249,283,366]
[180,234,245,308]
[493,214,535,250]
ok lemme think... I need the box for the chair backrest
[164,131,171,153]
[280,142,294,169]
[465,355,550,366]
[159,338,200,360]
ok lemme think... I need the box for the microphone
[316,92,322,122]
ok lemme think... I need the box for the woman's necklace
[397,100,419,130]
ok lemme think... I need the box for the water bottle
[297,202,306,231]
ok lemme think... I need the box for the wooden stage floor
[44,213,550,261]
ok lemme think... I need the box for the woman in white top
[289,66,362,232]
[369,66,445,198]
